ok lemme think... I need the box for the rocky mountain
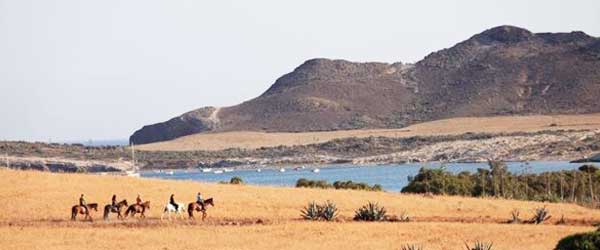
[130,25,600,145]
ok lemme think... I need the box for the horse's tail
[125,206,133,217]
[188,203,194,218]
[103,205,110,220]
[71,206,77,220]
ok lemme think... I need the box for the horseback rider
[169,194,178,211]
[79,194,87,213]
[196,192,204,210]
[111,194,117,207]
[136,194,142,205]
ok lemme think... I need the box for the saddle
[110,205,119,212]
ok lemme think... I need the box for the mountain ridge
[130,25,600,145]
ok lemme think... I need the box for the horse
[187,198,214,220]
[71,203,98,221]
[125,201,150,219]
[103,199,128,220]
[161,202,186,220]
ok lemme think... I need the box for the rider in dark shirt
[169,194,178,211]
[79,194,87,213]
[136,194,142,205]
[111,194,117,207]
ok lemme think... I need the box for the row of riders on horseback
[71,192,214,221]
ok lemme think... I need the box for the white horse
[161,202,186,220]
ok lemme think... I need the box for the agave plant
[301,201,321,220]
[401,244,424,250]
[464,240,493,250]
[354,202,386,221]
[509,209,521,224]
[320,200,339,221]
[531,206,551,224]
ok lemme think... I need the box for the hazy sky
[1,0,599,142]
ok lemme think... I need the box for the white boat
[312,168,320,173]
[125,170,141,177]
[256,169,262,173]
[279,168,286,173]
[166,171,174,175]
[223,168,234,173]
[201,168,212,173]
[213,170,224,174]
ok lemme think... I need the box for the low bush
[296,178,382,191]
[354,202,386,221]
[229,176,243,184]
[556,231,600,250]
[296,178,332,189]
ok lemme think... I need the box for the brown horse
[103,199,128,220]
[125,201,150,219]
[71,203,98,221]
[187,198,214,220]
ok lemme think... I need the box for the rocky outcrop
[130,25,600,145]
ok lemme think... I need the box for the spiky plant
[509,209,521,224]
[531,206,551,224]
[301,201,320,220]
[401,244,423,250]
[354,202,386,221]
[320,200,338,221]
[464,241,493,250]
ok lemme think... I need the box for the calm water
[141,161,583,192]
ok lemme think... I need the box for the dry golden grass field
[136,113,600,151]
[1,169,599,249]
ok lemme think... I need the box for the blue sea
[141,161,584,192]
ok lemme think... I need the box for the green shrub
[401,162,600,207]
[354,202,386,221]
[229,176,243,184]
[296,179,382,191]
[296,178,332,189]
[556,231,600,250]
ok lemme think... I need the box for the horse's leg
[202,210,207,221]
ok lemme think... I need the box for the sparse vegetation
[401,244,424,250]
[531,206,551,224]
[296,178,382,191]
[300,200,338,221]
[464,241,493,250]
[509,209,521,224]
[354,202,386,221]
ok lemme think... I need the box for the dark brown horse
[125,201,150,219]
[103,199,128,220]
[187,198,214,220]
[71,203,98,221]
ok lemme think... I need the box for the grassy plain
[1,169,599,249]
[136,113,600,151]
